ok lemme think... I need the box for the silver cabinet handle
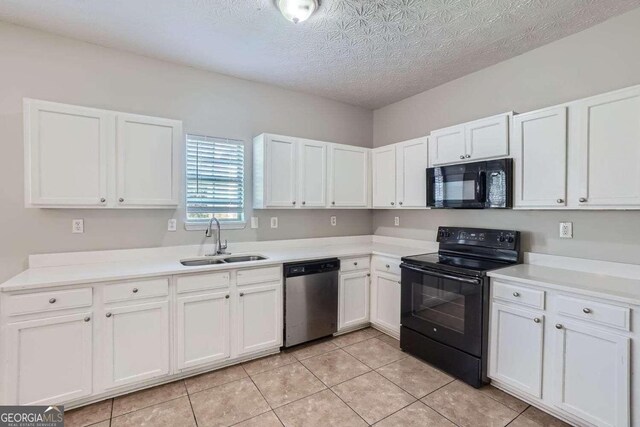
[239,292,244,297]
[225,295,229,299]
[465,154,471,158]
[119,198,125,203]
[533,318,541,323]
[557,199,564,204]
[49,298,56,304]
[84,316,91,322]
[579,197,587,203]
[100,198,106,203]
[106,312,112,318]
[555,324,563,329]
[132,288,139,293]
[512,292,520,297]
[459,155,465,159]
[583,308,592,314]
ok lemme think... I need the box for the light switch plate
[394,217,400,226]
[330,216,337,226]
[72,219,84,234]
[167,219,177,232]
[251,217,259,229]
[559,222,573,238]
[270,217,278,228]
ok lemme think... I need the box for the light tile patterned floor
[64,328,573,427]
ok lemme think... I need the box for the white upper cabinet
[24,99,182,209]
[116,114,181,207]
[372,145,396,208]
[396,137,429,208]
[577,86,640,208]
[430,113,511,166]
[512,106,568,208]
[264,134,297,208]
[24,99,109,207]
[298,138,327,208]
[328,144,370,208]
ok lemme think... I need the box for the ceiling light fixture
[276,0,318,24]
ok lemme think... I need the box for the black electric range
[400,227,521,388]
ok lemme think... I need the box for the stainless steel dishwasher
[283,258,340,348]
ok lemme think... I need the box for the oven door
[427,162,486,208]
[401,264,484,356]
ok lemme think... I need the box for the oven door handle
[400,264,482,285]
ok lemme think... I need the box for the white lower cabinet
[370,272,401,336]
[236,282,281,355]
[552,321,630,427]
[489,304,544,398]
[176,291,230,370]
[102,301,170,389]
[3,312,93,405]
[338,270,370,331]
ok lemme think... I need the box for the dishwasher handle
[284,258,341,277]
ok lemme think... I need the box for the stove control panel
[437,227,519,250]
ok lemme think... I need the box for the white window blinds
[186,134,245,223]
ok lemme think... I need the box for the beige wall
[0,22,373,281]
[372,8,640,263]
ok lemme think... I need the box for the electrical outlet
[559,222,573,238]
[394,216,400,226]
[72,219,84,234]
[167,219,177,232]
[270,217,278,228]
[251,217,259,229]
[330,216,337,226]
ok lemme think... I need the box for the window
[186,134,245,226]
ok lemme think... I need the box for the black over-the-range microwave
[426,158,512,209]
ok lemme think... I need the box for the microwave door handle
[476,171,486,202]
[401,264,482,285]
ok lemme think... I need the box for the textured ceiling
[1,0,639,108]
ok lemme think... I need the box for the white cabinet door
[24,99,109,207]
[329,144,369,207]
[116,114,181,207]
[489,304,544,398]
[465,114,510,161]
[236,283,281,355]
[176,291,230,370]
[265,135,298,208]
[513,107,568,208]
[370,272,401,336]
[396,137,429,208]
[430,125,466,166]
[577,86,640,207]
[3,313,93,405]
[338,271,370,331]
[103,301,170,389]
[298,139,327,208]
[372,145,397,208]
[552,321,630,427]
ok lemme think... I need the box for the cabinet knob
[555,324,563,330]
[49,298,56,304]
[332,201,335,205]
[512,292,520,297]
[465,154,471,158]
[106,312,112,318]
[132,288,139,293]
[302,201,306,205]
[292,201,296,205]
[399,201,403,206]
[460,155,465,159]
[366,273,370,277]
[119,198,125,203]
[225,295,230,299]
[386,264,390,268]
[84,316,91,322]
[239,292,244,297]
[354,262,358,266]
[100,198,106,203]
[579,197,587,203]
[583,307,592,314]
[391,202,395,206]
[533,318,541,323]
[556,199,564,204]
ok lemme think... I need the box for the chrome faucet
[205,217,228,256]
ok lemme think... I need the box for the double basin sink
[180,255,268,267]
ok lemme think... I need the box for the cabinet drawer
[556,295,630,331]
[104,278,169,303]
[7,288,93,316]
[372,257,401,276]
[176,272,230,294]
[493,281,545,309]
[340,257,370,273]
[237,266,281,286]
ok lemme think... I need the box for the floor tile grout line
[184,380,199,427]
[367,398,420,426]
[326,387,372,426]
[110,394,188,422]
[477,387,530,414]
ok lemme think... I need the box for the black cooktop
[401,252,516,277]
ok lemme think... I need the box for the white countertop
[489,262,640,305]
[1,240,433,292]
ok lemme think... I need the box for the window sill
[184,221,247,231]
